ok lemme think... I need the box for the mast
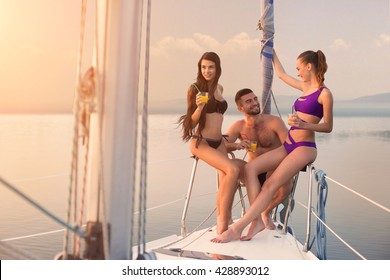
[95,0,143,260]
[259,0,274,114]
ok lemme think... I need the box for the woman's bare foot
[240,219,266,241]
[216,216,229,234]
[261,212,276,230]
[210,227,242,243]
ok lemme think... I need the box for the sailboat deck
[142,222,317,260]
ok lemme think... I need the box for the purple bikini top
[293,87,325,119]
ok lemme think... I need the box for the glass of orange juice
[200,92,209,103]
[288,106,298,126]
[248,140,257,152]
[288,113,298,126]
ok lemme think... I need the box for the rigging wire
[0,177,84,238]
[325,176,389,213]
[62,0,88,260]
[295,167,369,260]
[137,0,153,259]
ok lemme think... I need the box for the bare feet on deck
[216,216,233,234]
[240,219,266,241]
[262,213,276,230]
[210,227,242,243]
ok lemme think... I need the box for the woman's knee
[189,142,198,156]
[227,163,240,177]
[217,160,238,179]
[263,177,281,194]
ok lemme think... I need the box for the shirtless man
[224,88,293,229]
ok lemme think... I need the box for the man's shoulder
[261,114,287,131]
[229,118,246,127]
[262,114,283,123]
[225,118,245,134]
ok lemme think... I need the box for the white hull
[135,221,317,260]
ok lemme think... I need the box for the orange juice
[247,141,257,152]
[250,142,257,152]
[288,113,297,126]
[200,92,208,103]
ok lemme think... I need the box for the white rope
[0,193,204,244]
[295,200,367,259]
[155,207,217,251]
[179,210,216,250]
[143,197,185,212]
[1,229,65,242]
[325,176,390,213]
[311,211,367,260]
[155,190,246,251]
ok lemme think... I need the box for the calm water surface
[0,114,389,259]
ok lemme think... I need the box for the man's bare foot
[210,227,241,243]
[240,219,266,241]
[262,213,276,230]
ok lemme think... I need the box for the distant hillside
[149,92,390,116]
[335,92,390,116]
[276,92,390,105]
[347,92,390,103]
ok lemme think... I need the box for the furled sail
[258,0,274,114]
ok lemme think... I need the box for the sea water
[0,114,389,260]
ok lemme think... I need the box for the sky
[1,0,389,114]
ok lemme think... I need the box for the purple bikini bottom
[283,128,316,155]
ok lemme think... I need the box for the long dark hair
[178,52,222,142]
[298,50,328,88]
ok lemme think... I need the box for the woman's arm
[273,50,302,91]
[224,121,247,152]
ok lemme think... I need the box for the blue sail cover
[258,0,274,114]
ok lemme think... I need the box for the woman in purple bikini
[211,49,334,243]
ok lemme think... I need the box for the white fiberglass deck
[140,222,317,260]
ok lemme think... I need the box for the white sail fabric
[259,0,274,114]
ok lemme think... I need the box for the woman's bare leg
[190,139,240,234]
[242,147,287,235]
[211,146,317,243]
[261,177,292,230]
